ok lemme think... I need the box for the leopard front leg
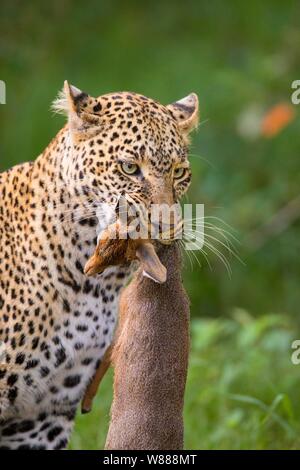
[0,410,76,450]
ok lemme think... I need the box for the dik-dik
[82,227,190,450]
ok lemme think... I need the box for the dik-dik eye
[173,167,186,179]
[120,162,140,176]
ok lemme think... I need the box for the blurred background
[1,0,300,450]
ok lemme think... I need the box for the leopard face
[53,82,199,233]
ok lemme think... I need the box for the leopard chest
[4,268,130,420]
[40,294,115,411]
[37,271,128,410]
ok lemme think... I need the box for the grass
[70,313,300,449]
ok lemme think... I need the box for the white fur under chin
[95,202,118,243]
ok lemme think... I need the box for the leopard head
[53,81,199,238]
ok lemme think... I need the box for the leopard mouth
[95,194,184,245]
[158,239,174,246]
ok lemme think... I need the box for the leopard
[0,81,198,449]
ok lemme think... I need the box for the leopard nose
[150,180,174,206]
[152,194,174,206]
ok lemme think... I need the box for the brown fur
[81,345,112,414]
[105,242,190,450]
[81,222,167,414]
[83,222,144,277]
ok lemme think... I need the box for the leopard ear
[167,93,199,136]
[52,80,102,133]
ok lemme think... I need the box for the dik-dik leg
[81,345,112,414]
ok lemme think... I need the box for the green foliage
[71,314,300,449]
[1,0,300,449]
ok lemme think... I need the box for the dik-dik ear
[136,243,167,284]
[52,80,103,136]
[167,93,199,137]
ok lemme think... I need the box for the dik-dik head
[84,220,167,284]
[53,81,199,238]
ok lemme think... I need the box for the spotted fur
[0,82,198,449]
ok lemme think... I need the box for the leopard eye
[121,162,139,175]
[173,167,186,179]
